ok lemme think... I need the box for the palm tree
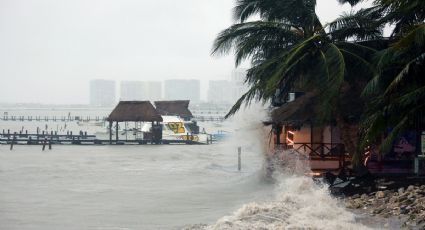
[360,0,425,154]
[212,0,382,162]
[333,0,425,159]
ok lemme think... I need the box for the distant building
[164,79,200,102]
[230,69,248,102]
[144,81,162,101]
[207,80,233,104]
[120,81,145,101]
[120,81,162,101]
[89,79,116,107]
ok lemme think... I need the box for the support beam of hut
[275,125,281,145]
[115,121,119,143]
[109,121,112,144]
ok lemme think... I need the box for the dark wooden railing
[277,142,351,169]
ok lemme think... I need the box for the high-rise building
[144,81,162,101]
[120,81,145,101]
[164,79,200,102]
[207,80,233,104]
[230,69,248,102]
[89,79,116,107]
[120,81,162,101]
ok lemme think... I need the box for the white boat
[141,116,210,143]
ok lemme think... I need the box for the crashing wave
[184,150,373,230]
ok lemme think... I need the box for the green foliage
[361,21,425,154]
[213,0,379,119]
[359,0,425,155]
[328,7,385,41]
[214,0,425,162]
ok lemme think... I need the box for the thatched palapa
[154,100,193,120]
[107,101,163,122]
[269,92,319,127]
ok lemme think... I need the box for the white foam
[202,175,372,230]
[195,144,373,230]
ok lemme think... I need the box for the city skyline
[88,71,247,106]
[0,0,367,104]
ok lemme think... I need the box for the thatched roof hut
[269,85,365,127]
[154,100,193,119]
[107,101,163,122]
[269,92,319,127]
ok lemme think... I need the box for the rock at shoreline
[376,191,385,199]
[345,185,425,229]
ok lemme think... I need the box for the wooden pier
[0,115,224,122]
[0,131,212,146]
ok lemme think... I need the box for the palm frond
[211,21,301,66]
[392,23,425,50]
[380,115,408,154]
[225,82,266,118]
[328,7,384,41]
[384,52,425,95]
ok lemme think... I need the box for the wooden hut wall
[293,125,312,144]
[323,126,332,144]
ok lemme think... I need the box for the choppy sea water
[0,144,275,230]
[0,107,381,229]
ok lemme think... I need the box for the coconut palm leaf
[384,52,425,95]
[328,7,384,41]
[211,21,302,66]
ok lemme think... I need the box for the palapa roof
[268,92,319,126]
[107,101,163,122]
[267,86,366,127]
[154,100,193,119]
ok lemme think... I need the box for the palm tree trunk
[335,112,361,166]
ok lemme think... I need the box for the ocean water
[0,107,377,229]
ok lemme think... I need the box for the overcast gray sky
[0,0,369,104]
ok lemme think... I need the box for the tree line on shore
[213,0,425,165]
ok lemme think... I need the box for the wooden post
[10,134,16,150]
[125,122,128,141]
[275,125,282,145]
[42,138,47,151]
[238,147,242,171]
[109,121,113,144]
[49,136,52,150]
[115,121,119,143]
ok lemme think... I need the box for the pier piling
[10,134,16,150]
[42,138,47,151]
